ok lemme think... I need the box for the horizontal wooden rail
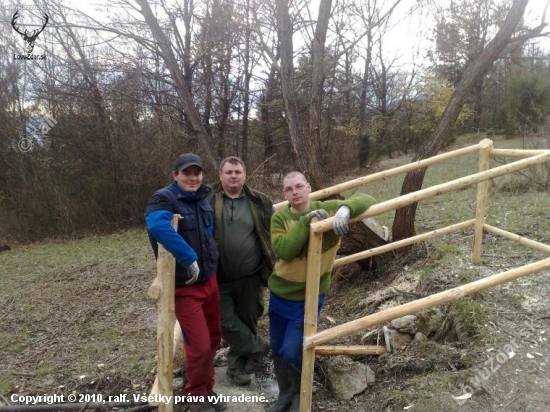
[311,151,550,234]
[305,257,550,349]
[273,142,484,210]
[334,219,475,268]
[315,345,387,355]
[484,224,550,254]
[491,148,550,158]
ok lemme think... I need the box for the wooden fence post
[148,215,180,412]
[300,220,323,412]
[472,139,493,263]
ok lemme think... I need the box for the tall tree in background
[135,0,220,170]
[392,0,540,242]
[432,0,511,130]
[238,0,257,163]
[275,0,332,189]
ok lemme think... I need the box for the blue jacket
[145,181,218,287]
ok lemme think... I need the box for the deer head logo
[11,11,49,54]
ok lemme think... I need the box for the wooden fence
[295,139,550,411]
[148,139,550,412]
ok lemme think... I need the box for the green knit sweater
[268,192,377,301]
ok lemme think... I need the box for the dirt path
[444,273,550,412]
[209,366,275,411]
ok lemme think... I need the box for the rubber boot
[268,356,293,412]
[287,366,301,412]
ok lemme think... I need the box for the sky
[383,0,550,67]
[4,0,549,66]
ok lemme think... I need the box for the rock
[414,332,428,342]
[327,356,372,400]
[416,308,445,337]
[383,326,392,353]
[366,364,375,385]
[390,315,417,334]
[388,329,412,349]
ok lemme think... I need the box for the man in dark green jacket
[208,156,275,386]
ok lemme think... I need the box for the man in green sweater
[268,171,377,412]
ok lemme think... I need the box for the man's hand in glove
[307,209,328,222]
[186,261,200,285]
[333,206,351,235]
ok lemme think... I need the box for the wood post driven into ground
[148,215,180,412]
[300,220,323,412]
[472,139,492,263]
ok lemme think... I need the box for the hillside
[1,134,549,411]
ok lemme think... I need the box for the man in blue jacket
[145,153,225,412]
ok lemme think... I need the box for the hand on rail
[333,206,351,235]
[307,209,329,223]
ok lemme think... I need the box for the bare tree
[135,0,220,170]
[275,0,332,189]
[392,0,541,241]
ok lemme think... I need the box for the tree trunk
[307,0,332,188]
[241,0,251,164]
[135,0,220,171]
[182,0,194,87]
[339,221,389,271]
[261,59,278,182]
[275,0,303,167]
[391,0,529,242]
[275,0,331,189]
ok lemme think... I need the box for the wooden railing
[296,139,550,411]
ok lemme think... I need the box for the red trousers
[174,274,221,397]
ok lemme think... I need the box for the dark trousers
[218,274,265,370]
[174,274,221,397]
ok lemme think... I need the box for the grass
[0,229,157,396]
[347,134,549,237]
[1,133,548,409]
[451,298,489,335]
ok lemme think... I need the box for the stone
[416,307,445,337]
[390,315,418,334]
[388,329,412,349]
[366,364,376,385]
[327,356,372,400]
[414,332,428,342]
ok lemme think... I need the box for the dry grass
[0,230,158,396]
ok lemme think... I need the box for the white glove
[333,206,351,235]
[186,261,200,285]
[307,209,329,222]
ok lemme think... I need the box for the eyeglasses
[283,183,307,194]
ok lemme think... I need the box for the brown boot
[226,367,251,386]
